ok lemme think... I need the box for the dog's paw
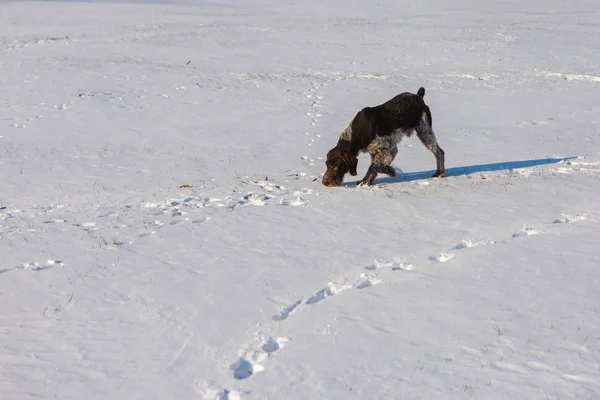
[357,180,372,187]
[431,171,446,178]
[384,166,396,177]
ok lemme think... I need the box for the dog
[322,87,446,187]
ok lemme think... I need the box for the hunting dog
[322,87,446,187]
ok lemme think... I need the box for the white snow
[1,0,600,399]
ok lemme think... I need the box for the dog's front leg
[358,164,378,187]
[357,151,390,186]
[382,146,398,177]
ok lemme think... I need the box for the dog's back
[372,88,428,135]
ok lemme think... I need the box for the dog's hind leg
[416,119,446,178]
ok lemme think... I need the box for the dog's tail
[417,87,425,98]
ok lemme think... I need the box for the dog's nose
[322,171,332,186]
[322,177,334,187]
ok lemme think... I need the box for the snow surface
[1,0,600,399]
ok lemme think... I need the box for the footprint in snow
[218,389,242,400]
[280,197,305,207]
[364,259,393,271]
[307,273,383,305]
[365,259,413,271]
[231,358,256,380]
[1,260,65,275]
[429,252,455,263]
[355,277,382,289]
[262,336,290,353]
[272,299,302,321]
[306,287,336,305]
[392,263,414,271]
[552,214,589,224]
[231,337,289,380]
[238,193,271,206]
[453,239,495,250]
[512,227,542,238]
[306,283,353,305]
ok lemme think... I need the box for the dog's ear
[342,152,358,176]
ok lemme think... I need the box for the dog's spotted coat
[322,87,446,187]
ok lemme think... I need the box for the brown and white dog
[322,87,446,187]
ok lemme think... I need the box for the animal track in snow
[224,257,407,394]
[554,156,600,176]
[306,285,348,305]
[1,260,65,275]
[392,262,414,271]
[273,259,407,321]
[355,275,382,289]
[303,81,327,147]
[512,227,542,238]
[552,214,589,224]
[272,299,302,321]
[563,158,600,167]
[219,211,597,393]
[364,259,389,271]
[429,252,455,263]
[99,177,320,244]
[365,259,413,271]
[300,155,323,168]
[217,389,242,400]
[236,179,318,208]
[237,193,271,206]
[453,238,495,250]
[229,261,406,387]
[428,237,497,265]
[230,336,290,380]
[426,214,595,269]
[261,336,290,353]
[231,357,257,380]
[304,273,382,304]
[32,260,65,271]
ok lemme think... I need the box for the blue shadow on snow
[345,156,577,186]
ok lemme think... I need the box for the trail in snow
[215,212,596,397]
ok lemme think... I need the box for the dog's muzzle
[322,169,343,187]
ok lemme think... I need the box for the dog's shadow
[343,156,577,187]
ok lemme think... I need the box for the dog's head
[322,147,358,187]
